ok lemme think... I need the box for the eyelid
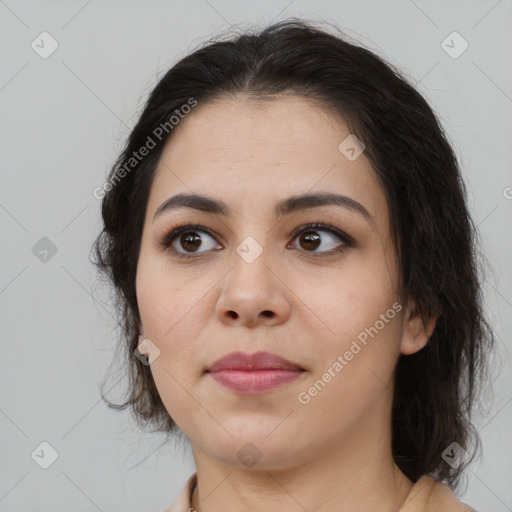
[159,221,353,258]
[288,222,354,246]
[158,222,220,251]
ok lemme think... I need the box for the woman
[93,19,493,511]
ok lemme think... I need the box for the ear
[400,298,437,355]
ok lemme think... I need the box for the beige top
[163,472,476,511]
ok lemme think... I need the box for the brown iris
[180,233,202,252]
[299,231,321,251]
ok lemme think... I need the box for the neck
[189,417,413,512]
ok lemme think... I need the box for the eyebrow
[153,192,375,226]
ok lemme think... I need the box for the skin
[135,95,436,512]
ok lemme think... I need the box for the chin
[202,430,308,471]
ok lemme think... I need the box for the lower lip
[208,369,304,393]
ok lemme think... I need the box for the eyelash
[158,222,353,260]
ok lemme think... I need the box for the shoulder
[400,475,476,511]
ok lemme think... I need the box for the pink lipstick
[206,351,306,393]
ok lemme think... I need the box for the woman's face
[136,95,421,471]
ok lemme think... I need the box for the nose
[215,246,292,328]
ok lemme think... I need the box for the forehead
[148,95,386,225]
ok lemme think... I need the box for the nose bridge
[229,232,274,294]
[215,231,291,326]
[228,202,274,269]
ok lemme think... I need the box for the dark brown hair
[92,18,494,488]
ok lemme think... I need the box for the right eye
[159,223,222,259]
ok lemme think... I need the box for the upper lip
[207,351,305,372]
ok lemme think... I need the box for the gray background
[1,0,511,510]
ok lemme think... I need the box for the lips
[206,351,306,394]
[207,351,304,372]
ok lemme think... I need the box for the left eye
[288,224,350,255]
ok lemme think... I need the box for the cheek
[135,259,222,404]
[304,260,403,398]
[136,263,208,431]
[298,310,403,431]
[136,252,208,341]
[150,359,203,437]
[309,266,400,344]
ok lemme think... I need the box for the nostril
[261,310,274,318]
